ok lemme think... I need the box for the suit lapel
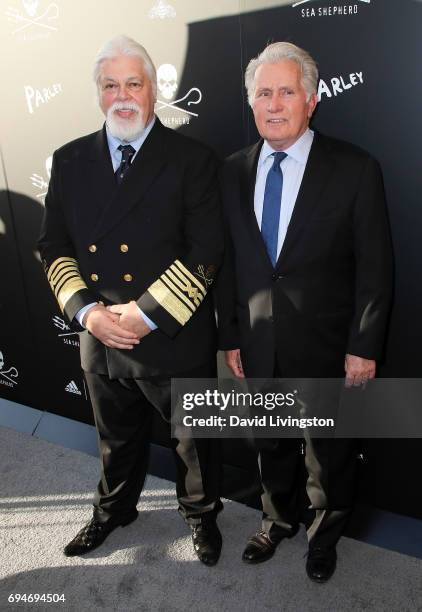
[74,127,116,245]
[90,119,167,242]
[240,140,275,268]
[275,132,333,269]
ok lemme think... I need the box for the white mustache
[110,102,141,114]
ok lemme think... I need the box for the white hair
[245,42,318,105]
[93,35,157,97]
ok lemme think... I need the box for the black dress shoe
[63,511,138,557]
[306,547,337,583]
[242,531,281,564]
[191,521,222,566]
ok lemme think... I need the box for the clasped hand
[83,301,151,349]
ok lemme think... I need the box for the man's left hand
[344,354,376,388]
[107,301,152,339]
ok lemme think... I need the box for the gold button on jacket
[88,244,97,253]
[120,244,129,253]
[90,273,99,282]
[123,274,133,282]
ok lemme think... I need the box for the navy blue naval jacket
[38,119,223,378]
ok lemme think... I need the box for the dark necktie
[261,151,288,266]
[115,144,135,185]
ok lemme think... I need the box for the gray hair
[245,42,318,105]
[93,35,157,97]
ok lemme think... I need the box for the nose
[116,84,131,100]
[267,94,284,113]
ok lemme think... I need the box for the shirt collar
[260,127,314,166]
[106,115,156,155]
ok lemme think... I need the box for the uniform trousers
[84,361,222,526]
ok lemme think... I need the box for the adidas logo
[65,380,81,395]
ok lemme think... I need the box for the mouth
[267,118,287,124]
[114,109,138,119]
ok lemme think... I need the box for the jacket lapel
[275,132,333,270]
[239,140,275,268]
[72,127,116,244]
[89,119,167,242]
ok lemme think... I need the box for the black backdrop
[1,0,421,519]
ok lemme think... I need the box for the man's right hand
[225,349,245,378]
[83,304,140,349]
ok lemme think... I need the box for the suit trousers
[84,361,222,526]
[256,370,357,549]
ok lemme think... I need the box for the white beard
[106,101,145,142]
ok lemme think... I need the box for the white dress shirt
[254,128,314,261]
[106,117,155,172]
[76,117,157,329]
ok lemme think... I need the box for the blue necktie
[115,144,135,185]
[261,151,288,266]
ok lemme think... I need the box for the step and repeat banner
[1,0,421,518]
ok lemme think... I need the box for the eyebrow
[102,76,143,82]
[257,85,295,92]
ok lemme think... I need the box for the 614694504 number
[8,594,66,603]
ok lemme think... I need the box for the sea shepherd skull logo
[0,350,19,386]
[148,0,176,19]
[155,63,202,119]
[5,1,59,36]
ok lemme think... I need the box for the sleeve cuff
[137,306,158,331]
[75,302,98,328]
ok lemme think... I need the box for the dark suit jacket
[38,119,223,378]
[217,131,393,377]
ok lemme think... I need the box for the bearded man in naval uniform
[38,35,223,565]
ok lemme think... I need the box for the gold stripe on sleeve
[49,263,79,285]
[161,273,196,312]
[57,279,88,311]
[47,257,78,281]
[169,265,204,304]
[164,269,202,308]
[148,279,192,326]
[46,257,88,312]
[173,260,206,297]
